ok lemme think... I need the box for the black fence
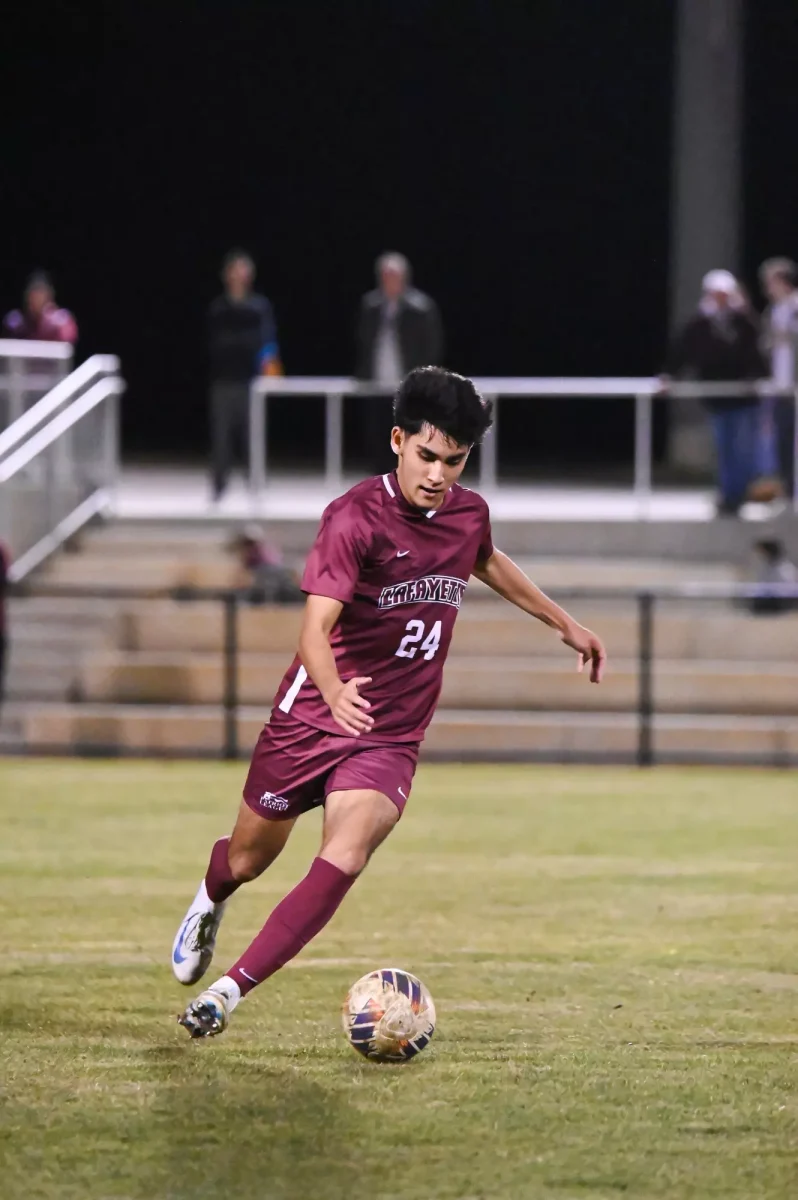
[6,581,798,767]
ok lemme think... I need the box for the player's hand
[560,623,607,683]
[326,677,374,737]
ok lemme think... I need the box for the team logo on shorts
[259,791,290,812]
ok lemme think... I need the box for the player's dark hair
[393,366,493,447]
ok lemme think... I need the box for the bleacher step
[9,703,798,765]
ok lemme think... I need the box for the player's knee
[322,813,399,877]
[228,847,269,883]
[322,832,388,877]
[325,845,371,878]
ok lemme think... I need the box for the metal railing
[248,376,798,515]
[0,355,120,467]
[6,580,798,767]
[0,339,73,429]
[0,369,124,581]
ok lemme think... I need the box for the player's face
[391,425,471,510]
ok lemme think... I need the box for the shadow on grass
[127,1051,364,1200]
[2,999,369,1200]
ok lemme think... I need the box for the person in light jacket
[354,253,444,470]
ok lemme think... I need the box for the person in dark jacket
[208,250,281,502]
[664,269,766,516]
[354,253,444,470]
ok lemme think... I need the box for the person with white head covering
[663,269,766,516]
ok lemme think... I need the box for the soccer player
[174,366,607,1037]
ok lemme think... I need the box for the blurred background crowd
[3,248,796,515]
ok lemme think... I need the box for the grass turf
[1,759,797,1200]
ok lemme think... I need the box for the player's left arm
[472,549,607,683]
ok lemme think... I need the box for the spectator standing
[207,250,281,502]
[664,269,765,517]
[2,271,78,344]
[758,257,798,501]
[354,252,444,469]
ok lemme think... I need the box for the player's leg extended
[179,789,398,1038]
[172,800,295,985]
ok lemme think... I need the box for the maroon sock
[228,857,355,995]
[204,837,241,904]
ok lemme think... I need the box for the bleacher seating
[6,521,798,763]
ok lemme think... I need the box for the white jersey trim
[278,665,308,714]
[383,470,439,517]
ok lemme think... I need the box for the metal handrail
[0,355,120,462]
[0,339,73,360]
[0,377,124,482]
[252,376,791,397]
[248,375,798,514]
[0,339,75,428]
[0,373,124,581]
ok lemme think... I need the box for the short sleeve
[301,503,372,603]
[475,509,493,567]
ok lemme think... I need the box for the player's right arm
[473,549,607,683]
[298,594,374,737]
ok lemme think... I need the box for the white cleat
[171,881,226,985]
[177,977,241,1040]
[177,988,230,1039]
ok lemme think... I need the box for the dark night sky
[2,1,798,469]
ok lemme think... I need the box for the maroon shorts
[243,710,419,822]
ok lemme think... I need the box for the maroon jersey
[272,471,493,742]
[2,304,78,343]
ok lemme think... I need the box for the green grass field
[1,760,797,1200]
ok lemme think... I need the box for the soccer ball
[342,967,436,1062]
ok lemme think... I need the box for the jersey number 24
[395,619,442,661]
